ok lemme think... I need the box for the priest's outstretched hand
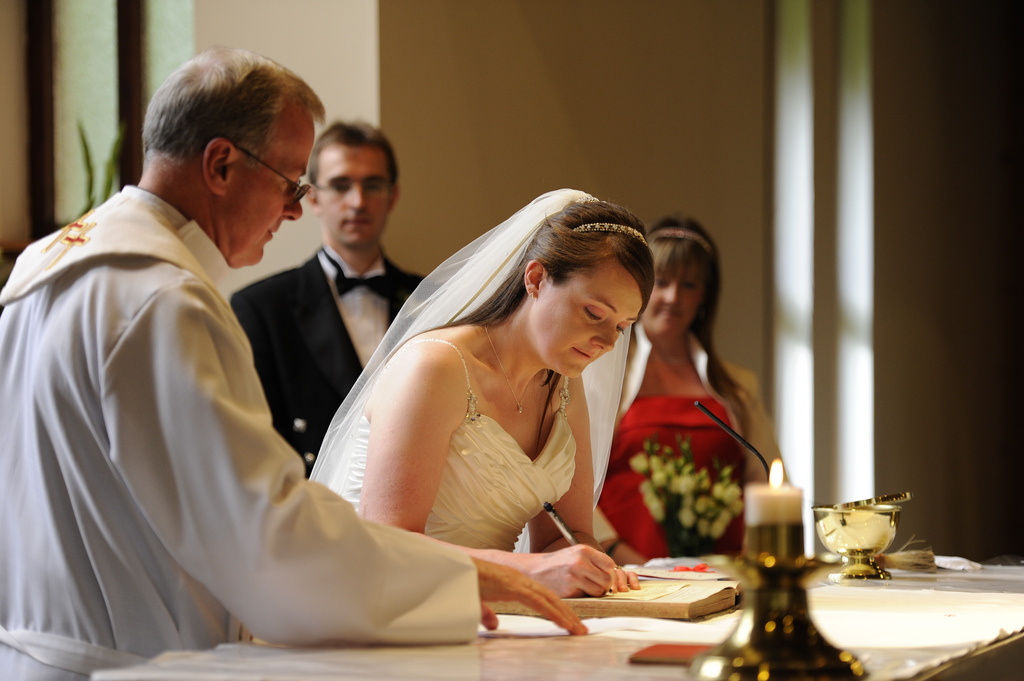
[472,558,587,635]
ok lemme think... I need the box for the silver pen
[542,501,579,545]
[544,501,617,595]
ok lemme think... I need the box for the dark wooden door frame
[27,0,143,239]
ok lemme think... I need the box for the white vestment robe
[0,188,479,680]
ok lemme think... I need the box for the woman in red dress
[598,218,782,560]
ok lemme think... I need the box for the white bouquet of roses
[629,433,743,557]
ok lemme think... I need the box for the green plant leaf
[77,121,95,215]
[101,122,126,201]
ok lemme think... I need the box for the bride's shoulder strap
[559,374,571,416]
[404,338,480,422]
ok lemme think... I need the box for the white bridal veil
[311,188,634,548]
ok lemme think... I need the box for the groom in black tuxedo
[231,122,420,475]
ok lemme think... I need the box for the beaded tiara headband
[652,227,712,254]
[573,223,647,245]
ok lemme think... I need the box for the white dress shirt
[318,247,390,366]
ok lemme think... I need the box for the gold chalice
[813,504,901,580]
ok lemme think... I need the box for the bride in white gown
[312,189,654,597]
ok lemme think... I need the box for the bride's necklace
[484,326,525,414]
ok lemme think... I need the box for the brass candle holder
[690,525,864,680]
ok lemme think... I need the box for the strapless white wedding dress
[335,339,576,551]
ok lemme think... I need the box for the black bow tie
[334,269,397,299]
[325,251,407,319]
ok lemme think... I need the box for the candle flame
[769,459,785,487]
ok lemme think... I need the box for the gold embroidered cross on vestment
[43,211,97,271]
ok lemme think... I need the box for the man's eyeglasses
[234,143,311,205]
[314,178,392,199]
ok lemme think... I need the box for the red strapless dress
[598,396,746,558]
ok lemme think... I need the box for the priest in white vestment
[0,47,582,681]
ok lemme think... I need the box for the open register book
[491,578,738,620]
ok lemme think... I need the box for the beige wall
[195,0,382,296]
[379,1,774,384]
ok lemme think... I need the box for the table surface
[93,565,1024,681]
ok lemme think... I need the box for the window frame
[26,0,143,239]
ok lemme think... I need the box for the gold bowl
[813,504,901,580]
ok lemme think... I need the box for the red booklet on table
[629,643,714,665]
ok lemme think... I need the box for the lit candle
[745,460,802,526]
